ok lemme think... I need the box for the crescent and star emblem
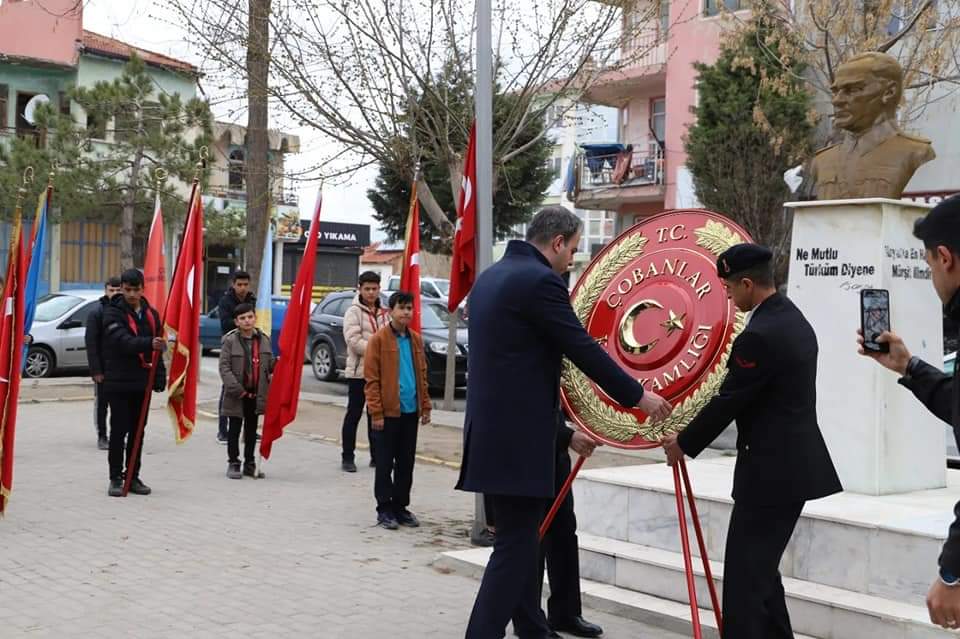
[618,299,663,355]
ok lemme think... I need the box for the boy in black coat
[84,276,122,450]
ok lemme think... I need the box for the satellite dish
[23,94,51,126]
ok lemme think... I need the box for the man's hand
[856,329,911,376]
[421,412,431,426]
[927,578,960,629]
[569,430,600,458]
[372,418,385,431]
[92,374,104,384]
[151,337,166,352]
[660,432,685,467]
[638,391,672,422]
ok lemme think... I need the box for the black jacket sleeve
[218,294,235,335]
[898,358,954,425]
[103,306,154,355]
[678,331,769,458]
[531,272,645,409]
[84,306,104,375]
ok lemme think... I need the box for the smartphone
[860,289,891,354]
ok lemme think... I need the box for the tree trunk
[415,175,455,239]
[245,0,271,290]
[120,150,144,270]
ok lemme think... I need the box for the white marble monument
[786,198,945,495]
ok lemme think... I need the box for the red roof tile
[81,31,197,75]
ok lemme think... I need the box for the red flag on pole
[164,187,204,443]
[0,205,28,514]
[448,122,477,312]
[400,181,421,333]
[260,191,323,459]
[143,192,167,315]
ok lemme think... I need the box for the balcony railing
[621,31,667,69]
[578,146,664,192]
[205,185,299,207]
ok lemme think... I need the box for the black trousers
[722,501,805,639]
[370,412,418,514]
[217,385,228,438]
[536,451,582,623]
[94,382,108,438]
[106,391,149,481]
[227,396,258,465]
[466,494,552,639]
[342,378,375,463]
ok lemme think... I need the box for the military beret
[914,195,960,252]
[716,243,773,279]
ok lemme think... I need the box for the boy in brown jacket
[219,303,275,479]
[364,291,431,529]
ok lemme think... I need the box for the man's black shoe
[217,432,228,444]
[97,435,109,451]
[396,509,420,527]
[548,616,603,638]
[513,630,560,638]
[242,462,257,478]
[341,460,357,473]
[129,478,152,495]
[377,512,399,530]
[227,462,242,479]
[107,479,123,497]
[473,528,495,547]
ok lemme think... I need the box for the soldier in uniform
[807,52,934,200]
[661,243,842,639]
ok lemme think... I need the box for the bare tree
[164,0,663,240]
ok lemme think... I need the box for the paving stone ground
[0,398,685,638]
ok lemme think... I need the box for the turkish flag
[143,192,167,315]
[0,213,28,513]
[400,181,421,333]
[260,191,323,459]
[448,122,476,312]
[164,186,204,443]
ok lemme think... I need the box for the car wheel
[24,346,54,379]
[312,342,337,381]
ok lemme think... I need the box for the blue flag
[23,189,48,337]
[255,226,273,336]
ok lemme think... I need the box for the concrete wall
[0,0,81,67]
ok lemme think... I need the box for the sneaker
[107,479,123,497]
[396,509,420,528]
[129,478,152,495]
[242,462,257,478]
[341,460,357,473]
[97,435,109,451]
[217,433,228,444]
[227,462,242,479]
[377,512,399,530]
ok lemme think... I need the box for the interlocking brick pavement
[0,399,685,638]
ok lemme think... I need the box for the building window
[659,0,670,40]
[649,98,666,157]
[704,0,750,16]
[553,157,563,179]
[229,149,245,190]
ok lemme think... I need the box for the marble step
[577,532,953,639]
[435,547,817,639]
[573,457,957,602]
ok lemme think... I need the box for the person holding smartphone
[857,195,960,630]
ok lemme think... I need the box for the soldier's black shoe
[129,478,152,495]
[548,616,603,638]
[107,479,123,497]
[242,462,257,478]
[97,435,109,450]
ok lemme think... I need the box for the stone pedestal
[786,198,944,495]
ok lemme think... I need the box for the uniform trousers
[722,501,805,639]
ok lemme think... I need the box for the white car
[384,276,466,310]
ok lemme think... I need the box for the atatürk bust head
[808,52,935,201]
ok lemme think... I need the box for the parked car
[24,290,104,378]
[946,351,956,376]
[307,290,468,388]
[199,295,290,355]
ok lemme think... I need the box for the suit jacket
[899,289,960,573]
[678,293,842,506]
[456,240,645,499]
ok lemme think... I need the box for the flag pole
[121,155,202,497]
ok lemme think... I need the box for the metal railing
[622,31,667,68]
[578,147,664,191]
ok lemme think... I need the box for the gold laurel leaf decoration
[694,220,742,256]
[571,234,648,325]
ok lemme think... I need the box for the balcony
[581,32,666,107]
[573,144,665,209]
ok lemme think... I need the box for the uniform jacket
[678,292,842,506]
[899,289,960,573]
[364,324,430,421]
[455,240,645,499]
[84,294,113,376]
[219,328,275,417]
[217,289,257,335]
[344,294,387,379]
[102,295,166,394]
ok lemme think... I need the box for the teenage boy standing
[364,291,431,530]
[85,276,122,450]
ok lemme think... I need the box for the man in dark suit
[457,206,672,639]
[662,243,842,639]
[857,196,960,630]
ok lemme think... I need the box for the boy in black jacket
[102,269,166,497]
[85,276,122,450]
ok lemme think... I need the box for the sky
[82,0,383,237]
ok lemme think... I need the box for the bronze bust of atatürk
[808,52,935,200]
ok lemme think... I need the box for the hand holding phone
[860,289,891,354]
